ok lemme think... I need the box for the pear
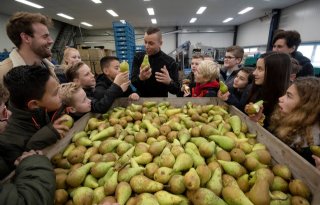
[238,141,253,154]
[248,177,270,205]
[170,145,185,158]
[83,146,98,164]
[71,187,93,205]
[51,153,63,165]
[256,168,275,186]
[222,186,254,205]
[90,161,115,178]
[142,119,160,138]
[207,160,221,172]
[130,175,164,193]
[218,160,247,178]
[126,197,138,205]
[133,152,153,165]
[100,196,117,204]
[219,81,228,94]
[140,54,150,70]
[154,167,174,184]
[208,135,236,151]
[155,190,183,205]
[228,115,241,135]
[56,158,71,169]
[56,173,67,189]
[98,168,114,186]
[168,174,186,194]
[144,162,159,179]
[120,60,129,72]
[310,145,320,157]
[84,174,99,188]
[135,132,148,142]
[55,189,69,205]
[187,188,227,205]
[118,166,145,182]
[149,140,167,156]
[252,143,267,151]
[178,129,191,145]
[200,124,219,137]
[104,170,118,195]
[206,166,223,196]
[159,124,171,136]
[159,147,175,168]
[272,164,292,180]
[63,143,76,157]
[199,141,216,158]
[245,100,264,115]
[271,176,289,192]
[90,126,116,141]
[216,148,231,161]
[134,142,150,156]
[289,179,311,199]
[114,146,135,170]
[167,131,178,142]
[116,142,133,156]
[185,142,206,166]
[102,152,118,162]
[173,153,193,172]
[237,174,250,193]
[69,163,82,172]
[184,168,200,191]
[247,149,272,165]
[291,196,310,205]
[72,131,87,142]
[92,187,105,205]
[136,193,159,205]
[75,136,92,147]
[190,137,208,147]
[99,139,122,154]
[67,147,85,164]
[66,162,95,187]
[230,148,246,164]
[222,174,240,188]
[190,126,201,137]
[244,156,268,171]
[196,164,212,187]
[116,182,132,205]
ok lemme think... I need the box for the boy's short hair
[3,65,51,109]
[238,67,254,84]
[65,61,85,82]
[198,60,220,82]
[0,84,9,105]
[100,56,119,70]
[290,58,301,75]
[272,30,301,51]
[226,45,244,60]
[192,54,204,60]
[59,82,81,107]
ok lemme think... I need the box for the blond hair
[61,47,80,67]
[198,60,220,82]
[59,82,81,106]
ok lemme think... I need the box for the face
[104,60,120,80]
[253,58,265,85]
[29,23,53,58]
[37,76,61,112]
[233,70,249,89]
[191,58,202,73]
[224,51,241,69]
[75,64,96,88]
[272,39,295,54]
[278,84,300,114]
[0,102,12,134]
[71,88,91,114]
[194,70,208,84]
[66,50,81,66]
[144,33,162,56]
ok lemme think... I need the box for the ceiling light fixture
[15,0,43,9]
[223,17,233,23]
[57,13,74,20]
[196,7,207,14]
[151,18,157,24]
[190,18,197,23]
[143,0,151,1]
[120,20,126,24]
[238,7,254,14]
[91,0,102,4]
[81,22,93,27]
[106,9,119,17]
[147,8,155,15]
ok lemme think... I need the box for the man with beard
[0,12,55,83]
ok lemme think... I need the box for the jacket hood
[293,51,311,64]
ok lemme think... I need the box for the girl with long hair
[269,77,320,168]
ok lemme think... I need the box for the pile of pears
[52,101,312,205]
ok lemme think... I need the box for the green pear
[56,158,71,169]
[66,162,95,187]
[56,173,67,190]
[72,131,87,142]
[185,142,206,166]
[116,181,132,205]
[84,174,99,188]
[218,160,247,178]
[228,115,241,135]
[219,81,228,94]
[271,176,289,192]
[196,164,212,187]
[104,170,118,195]
[222,174,240,188]
[248,177,270,205]
[200,124,219,137]
[71,187,93,205]
[173,153,193,172]
[291,196,310,205]
[118,167,145,182]
[168,174,186,194]
[133,152,153,165]
[187,188,227,205]
[90,126,116,141]
[120,60,129,72]
[155,190,183,205]
[244,156,268,171]
[140,54,150,70]
[83,146,98,163]
[238,141,253,154]
[288,179,311,199]
[206,166,223,196]
[55,189,69,205]
[178,129,191,145]
[92,187,105,205]
[272,164,292,180]
[63,143,76,157]
[130,175,164,193]
[230,148,246,164]
[98,168,114,186]
[67,147,85,165]
[184,168,200,191]
[98,139,122,154]
[247,149,272,165]
[216,148,232,161]
[136,193,159,205]
[236,174,250,193]
[208,135,236,151]
[310,145,320,157]
[199,141,216,158]
[222,186,254,205]
[159,147,175,168]
[170,145,185,158]
[114,146,135,170]
[149,140,167,156]
[190,137,208,147]
[142,119,160,138]
[61,114,74,128]
[116,142,133,156]
[75,136,93,147]
[154,167,174,184]
[134,142,150,156]
[144,162,159,179]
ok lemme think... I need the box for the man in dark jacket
[0,150,55,205]
[272,30,314,77]
[131,27,180,97]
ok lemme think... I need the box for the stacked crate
[113,21,136,73]
[135,45,145,52]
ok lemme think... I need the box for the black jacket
[0,154,55,205]
[226,84,252,111]
[131,51,180,97]
[0,103,61,179]
[220,69,240,88]
[292,51,314,77]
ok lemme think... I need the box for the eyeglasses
[224,56,236,60]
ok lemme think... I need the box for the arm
[131,53,145,91]
[26,124,60,150]
[167,61,181,95]
[0,154,55,205]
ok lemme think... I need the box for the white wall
[279,0,320,42]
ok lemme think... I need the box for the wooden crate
[43,97,320,204]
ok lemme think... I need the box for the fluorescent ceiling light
[81,22,93,27]
[190,18,197,23]
[196,7,207,14]
[15,0,43,9]
[151,18,157,24]
[143,0,151,1]
[238,7,254,14]
[57,13,74,20]
[120,20,126,24]
[147,8,155,15]
[91,0,102,3]
[223,17,233,23]
[106,9,118,17]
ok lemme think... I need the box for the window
[297,45,313,60]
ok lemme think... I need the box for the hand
[14,150,43,166]
[139,66,152,81]
[120,80,131,92]
[183,86,191,97]
[114,72,129,86]
[217,90,230,101]
[128,93,140,101]
[312,155,320,170]
[246,103,264,123]
[155,66,171,85]
[53,116,70,139]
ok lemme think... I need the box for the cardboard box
[104,49,113,56]
[88,49,105,61]
[42,98,320,204]
[78,49,90,61]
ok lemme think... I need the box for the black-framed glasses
[224,56,236,59]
